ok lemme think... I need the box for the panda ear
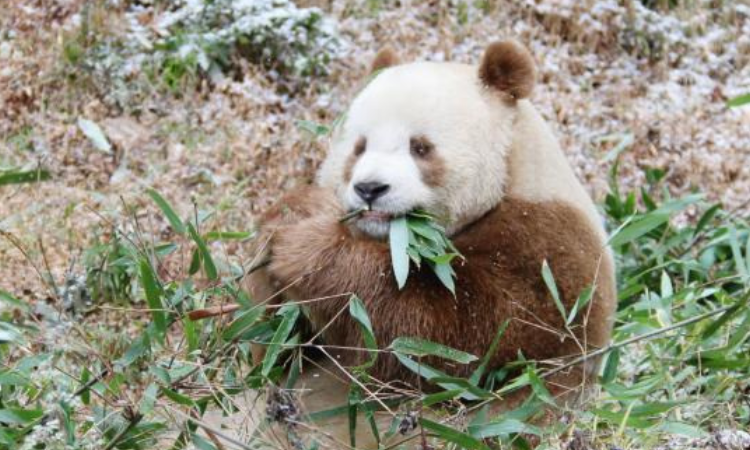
[479,40,536,100]
[371,47,400,73]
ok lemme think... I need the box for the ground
[1,1,749,449]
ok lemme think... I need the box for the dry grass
[1,0,748,295]
[0,3,749,447]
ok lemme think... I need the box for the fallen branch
[188,304,241,321]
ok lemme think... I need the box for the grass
[1,157,749,449]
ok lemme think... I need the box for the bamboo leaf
[469,418,541,438]
[222,307,265,341]
[541,260,566,320]
[147,189,186,235]
[349,295,378,367]
[727,93,750,107]
[567,286,594,326]
[262,306,300,377]
[391,337,477,364]
[389,216,410,289]
[420,418,490,450]
[0,169,51,186]
[187,223,218,280]
[296,119,331,137]
[139,259,166,336]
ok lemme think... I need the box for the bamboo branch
[339,207,366,223]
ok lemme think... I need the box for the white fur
[318,62,515,237]
[318,61,608,245]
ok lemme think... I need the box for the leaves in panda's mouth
[389,211,462,295]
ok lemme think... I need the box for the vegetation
[1,153,749,449]
[1,0,748,449]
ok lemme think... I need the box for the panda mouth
[360,210,393,222]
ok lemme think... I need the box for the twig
[339,208,366,223]
[188,304,241,320]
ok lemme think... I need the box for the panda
[244,40,617,448]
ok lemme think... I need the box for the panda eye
[353,137,367,156]
[410,136,434,158]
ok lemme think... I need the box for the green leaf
[0,328,21,344]
[601,347,620,384]
[0,289,23,307]
[526,367,554,405]
[80,368,91,405]
[608,212,670,247]
[395,353,481,400]
[608,195,701,247]
[139,259,167,336]
[470,320,510,385]
[0,168,51,186]
[189,248,201,275]
[389,216,410,289]
[187,223,218,280]
[147,189,186,235]
[420,418,490,450]
[0,408,43,425]
[593,408,654,428]
[140,383,159,414]
[296,119,331,137]
[422,389,465,407]
[0,370,29,386]
[262,306,300,377]
[541,260,566,320]
[469,418,541,438]
[349,296,378,367]
[657,421,708,438]
[432,261,456,295]
[191,433,219,450]
[117,332,151,367]
[348,386,360,448]
[391,337,477,364]
[161,387,196,407]
[203,231,253,241]
[727,92,750,107]
[77,118,112,153]
[222,307,264,341]
[183,316,198,352]
[567,286,594,326]
[729,227,749,280]
[694,203,721,236]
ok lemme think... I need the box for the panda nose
[354,181,390,204]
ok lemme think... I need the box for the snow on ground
[1,0,748,295]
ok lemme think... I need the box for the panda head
[317,41,536,239]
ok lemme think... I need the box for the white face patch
[343,127,437,237]
[318,62,517,239]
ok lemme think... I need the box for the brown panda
[244,40,617,448]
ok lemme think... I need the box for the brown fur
[371,47,399,73]
[342,137,366,183]
[253,187,616,396]
[411,136,446,187]
[479,40,536,100]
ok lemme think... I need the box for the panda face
[318,61,518,239]
[340,130,441,237]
